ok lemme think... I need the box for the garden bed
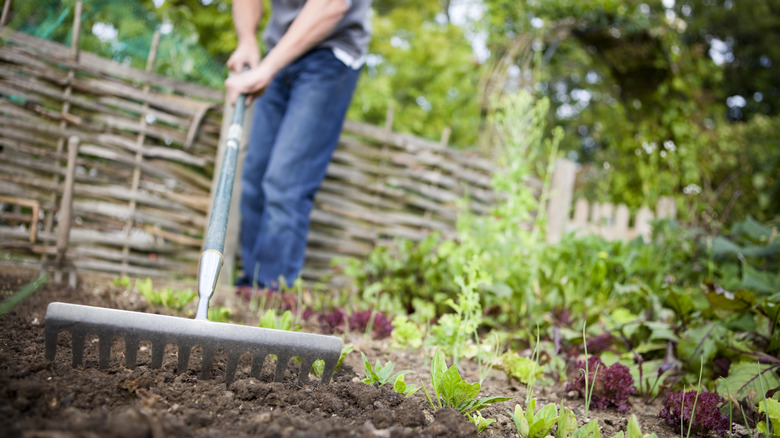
[0,271,731,437]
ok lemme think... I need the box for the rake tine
[200,348,215,380]
[250,353,266,379]
[320,360,337,385]
[98,334,112,369]
[71,331,86,367]
[150,339,165,369]
[225,350,242,384]
[274,354,291,382]
[124,336,139,368]
[177,343,192,374]
[299,357,315,384]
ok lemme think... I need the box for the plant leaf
[511,404,530,438]
[431,348,448,395]
[716,362,780,400]
[572,419,601,438]
[528,403,560,438]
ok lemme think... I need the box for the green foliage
[468,411,496,433]
[423,348,511,415]
[112,275,131,289]
[757,398,780,437]
[510,399,560,438]
[336,233,455,315]
[360,352,419,396]
[716,362,780,402]
[257,309,299,331]
[610,414,659,438]
[392,373,421,398]
[136,278,196,312]
[9,0,227,87]
[390,315,424,350]
[312,345,353,378]
[0,274,48,318]
[208,306,232,323]
[349,4,482,146]
[497,352,544,385]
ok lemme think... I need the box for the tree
[347,1,483,147]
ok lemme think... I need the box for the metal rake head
[44,302,343,384]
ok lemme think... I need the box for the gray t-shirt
[262,0,372,68]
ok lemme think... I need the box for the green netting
[7,0,228,89]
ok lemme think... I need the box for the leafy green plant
[135,278,196,312]
[757,397,780,437]
[0,274,48,318]
[497,351,544,386]
[468,411,496,433]
[360,352,417,395]
[509,399,560,438]
[392,374,421,397]
[422,348,511,416]
[312,345,353,378]
[208,306,232,323]
[112,275,131,288]
[609,414,659,438]
[258,309,299,331]
[427,260,490,365]
[390,315,424,350]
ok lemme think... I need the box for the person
[224,0,371,290]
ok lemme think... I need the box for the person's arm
[225,0,349,105]
[226,0,264,73]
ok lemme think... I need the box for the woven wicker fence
[0,29,501,284]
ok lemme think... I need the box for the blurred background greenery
[6,0,779,228]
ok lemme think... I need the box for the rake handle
[196,93,247,320]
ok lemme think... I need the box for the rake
[44,91,343,384]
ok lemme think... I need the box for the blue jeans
[237,48,361,288]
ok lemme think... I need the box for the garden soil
[0,270,733,438]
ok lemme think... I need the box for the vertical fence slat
[546,158,578,243]
[121,31,161,275]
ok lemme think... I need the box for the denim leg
[241,49,361,288]
[237,76,288,287]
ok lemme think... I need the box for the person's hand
[224,62,276,106]
[226,40,260,73]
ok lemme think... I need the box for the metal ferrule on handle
[196,95,247,320]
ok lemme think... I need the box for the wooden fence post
[42,136,79,287]
[614,204,630,240]
[546,158,577,243]
[41,0,82,266]
[121,30,160,275]
[656,196,677,219]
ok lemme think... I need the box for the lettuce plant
[757,397,780,436]
[657,390,730,435]
[360,352,418,397]
[566,356,637,413]
[510,399,560,438]
[390,315,423,350]
[468,411,496,433]
[423,348,511,416]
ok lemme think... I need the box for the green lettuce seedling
[392,373,421,397]
[423,348,511,416]
[258,309,299,331]
[510,399,560,438]
[757,397,779,437]
[312,345,353,377]
[361,352,416,395]
[468,411,496,433]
